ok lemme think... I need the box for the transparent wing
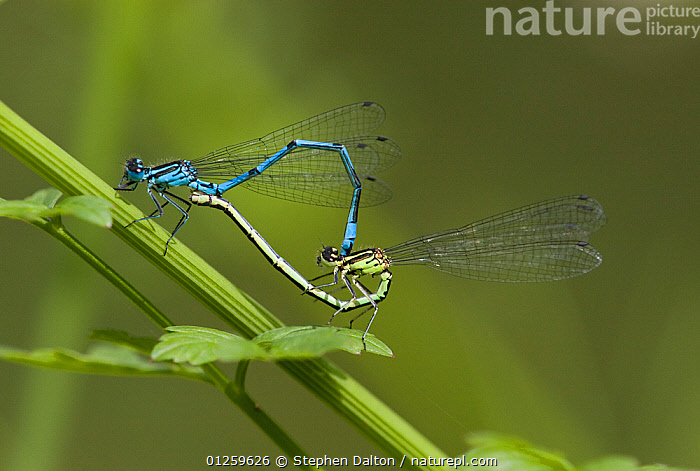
[189,102,400,207]
[385,195,606,282]
[246,173,393,208]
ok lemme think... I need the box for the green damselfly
[194,193,606,349]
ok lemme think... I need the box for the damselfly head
[123,158,146,182]
[317,246,341,267]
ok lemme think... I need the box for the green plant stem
[201,364,312,468]
[37,218,174,330]
[235,360,251,390]
[0,99,447,468]
[29,215,314,467]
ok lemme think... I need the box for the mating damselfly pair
[116,102,606,349]
[116,102,399,256]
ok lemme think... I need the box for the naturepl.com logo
[486,1,700,38]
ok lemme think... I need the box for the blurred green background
[1,1,697,469]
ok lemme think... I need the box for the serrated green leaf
[90,329,159,356]
[0,343,208,383]
[153,326,394,365]
[261,326,353,358]
[57,195,113,228]
[254,326,393,357]
[255,326,393,358]
[152,326,268,365]
[332,328,394,357]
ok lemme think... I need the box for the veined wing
[195,135,399,207]
[386,195,606,282]
[191,102,389,172]
[189,103,399,206]
[246,174,393,208]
